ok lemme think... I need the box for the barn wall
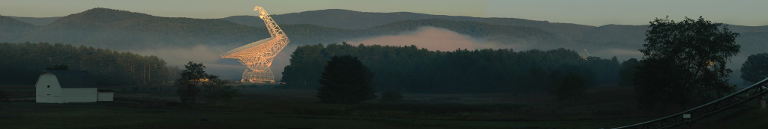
[35,73,62,103]
[98,92,114,101]
[61,88,97,103]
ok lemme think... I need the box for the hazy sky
[1,0,766,26]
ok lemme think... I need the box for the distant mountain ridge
[8,16,61,26]
[6,8,568,50]
[223,9,593,39]
[0,15,38,42]
[13,8,269,49]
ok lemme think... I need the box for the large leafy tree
[175,61,238,106]
[618,58,640,86]
[635,17,740,109]
[176,61,207,106]
[280,44,328,89]
[317,55,376,104]
[547,64,594,101]
[741,53,768,83]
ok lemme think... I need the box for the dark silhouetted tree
[635,17,740,109]
[741,53,768,84]
[619,58,640,86]
[201,74,239,105]
[635,57,692,109]
[46,64,69,70]
[176,61,206,106]
[317,55,376,104]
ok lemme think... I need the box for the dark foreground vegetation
[0,86,648,129]
[280,43,620,93]
[2,86,766,129]
[0,103,649,129]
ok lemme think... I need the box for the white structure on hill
[35,70,113,103]
[221,6,290,83]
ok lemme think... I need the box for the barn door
[45,85,50,102]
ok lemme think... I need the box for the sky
[1,0,767,26]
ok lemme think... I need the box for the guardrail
[614,78,768,129]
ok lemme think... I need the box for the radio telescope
[221,6,289,83]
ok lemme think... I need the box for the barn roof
[43,70,98,88]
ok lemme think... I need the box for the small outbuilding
[97,89,114,101]
[35,70,113,103]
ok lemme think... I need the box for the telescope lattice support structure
[221,6,289,83]
[613,78,768,129]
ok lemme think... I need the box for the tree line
[0,42,179,86]
[280,42,621,93]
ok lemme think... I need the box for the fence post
[761,96,766,109]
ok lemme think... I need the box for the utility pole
[761,96,766,109]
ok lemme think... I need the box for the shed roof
[43,70,98,88]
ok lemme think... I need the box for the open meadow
[1,85,766,128]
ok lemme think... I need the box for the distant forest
[280,43,620,93]
[0,42,179,86]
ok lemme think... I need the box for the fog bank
[347,26,514,51]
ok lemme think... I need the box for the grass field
[0,102,648,129]
[2,86,765,128]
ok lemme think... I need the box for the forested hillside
[8,16,61,26]
[223,9,593,38]
[0,42,179,86]
[14,8,269,49]
[0,15,38,42]
[280,43,620,93]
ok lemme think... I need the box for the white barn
[35,70,113,103]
